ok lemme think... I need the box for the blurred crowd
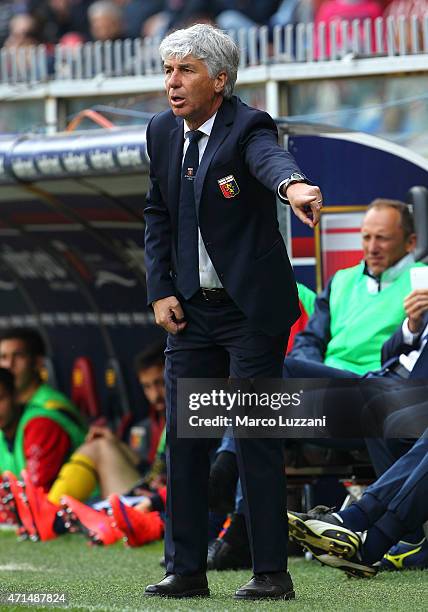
[1,1,427,52]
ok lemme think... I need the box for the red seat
[71,357,101,420]
[286,299,310,354]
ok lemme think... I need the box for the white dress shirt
[183,114,222,289]
[399,318,428,372]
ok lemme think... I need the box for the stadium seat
[286,299,310,354]
[40,356,59,389]
[71,357,101,421]
[408,185,428,262]
[103,358,132,434]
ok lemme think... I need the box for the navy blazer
[144,96,302,335]
[381,312,428,378]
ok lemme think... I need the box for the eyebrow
[164,62,194,70]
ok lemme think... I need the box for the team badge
[218,175,240,198]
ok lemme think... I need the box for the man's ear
[406,232,417,252]
[35,355,45,374]
[214,70,227,94]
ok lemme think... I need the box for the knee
[78,437,117,463]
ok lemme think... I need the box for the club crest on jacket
[218,175,240,198]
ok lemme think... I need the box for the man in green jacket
[0,328,86,491]
[287,199,422,374]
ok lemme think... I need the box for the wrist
[282,172,308,196]
[408,318,422,334]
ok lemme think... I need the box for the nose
[366,238,379,253]
[168,69,181,88]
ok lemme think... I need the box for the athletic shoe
[60,495,124,546]
[0,476,19,527]
[20,470,58,541]
[2,471,38,540]
[288,505,360,559]
[381,539,428,571]
[109,494,164,547]
[207,537,252,570]
[309,543,378,579]
[207,512,252,570]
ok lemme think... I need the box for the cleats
[288,505,377,578]
[309,544,378,578]
[381,539,428,571]
[288,506,360,559]
[0,476,20,528]
[60,495,123,546]
[109,494,164,547]
[2,471,38,540]
[20,470,58,541]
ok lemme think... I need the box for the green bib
[297,282,316,318]
[325,261,425,374]
[0,384,87,475]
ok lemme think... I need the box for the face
[138,364,166,414]
[361,207,416,276]
[0,382,15,432]
[163,55,226,129]
[6,15,38,47]
[90,14,122,41]
[0,339,38,394]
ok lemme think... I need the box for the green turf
[0,531,427,611]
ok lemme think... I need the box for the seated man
[0,342,168,541]
[285,286,428,569]
[0,328,86,489]
[288,426,428,578]
[288,199,421,374]
[47,342,167,504]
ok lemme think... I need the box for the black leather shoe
[145,573,210,598]
[235,571,295,600]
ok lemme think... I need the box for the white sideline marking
[0,563,39,571]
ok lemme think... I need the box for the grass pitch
[0,531,427,611]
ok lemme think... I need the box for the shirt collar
[362,252,416,293]
[183,112,217,139]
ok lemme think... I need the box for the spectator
[142,1,215,39]
[113,0,164,40]
[314,0,383,57]
[383,0,428,53]
[29,0,91,44]
[0,328,86,490]
[4,13,44,48]
[0,1,27,47]
[88,0,124,42]
[287,199,421,374]
[215,0,313,33]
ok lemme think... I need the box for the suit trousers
[164,292,288,575]
[357,428,428,544]
[364,401,428,542]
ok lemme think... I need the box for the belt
[198,287,231,303]
[388,362,411,379]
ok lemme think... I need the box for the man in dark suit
[143,23,322,600]
[285,286,428,575]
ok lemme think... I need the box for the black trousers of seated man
[164,292,288,576]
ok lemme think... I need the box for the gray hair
[88,0,122,21]
[159,24,240,99]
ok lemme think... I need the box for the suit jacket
[144,96,301,335]
[381,312,428,378]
